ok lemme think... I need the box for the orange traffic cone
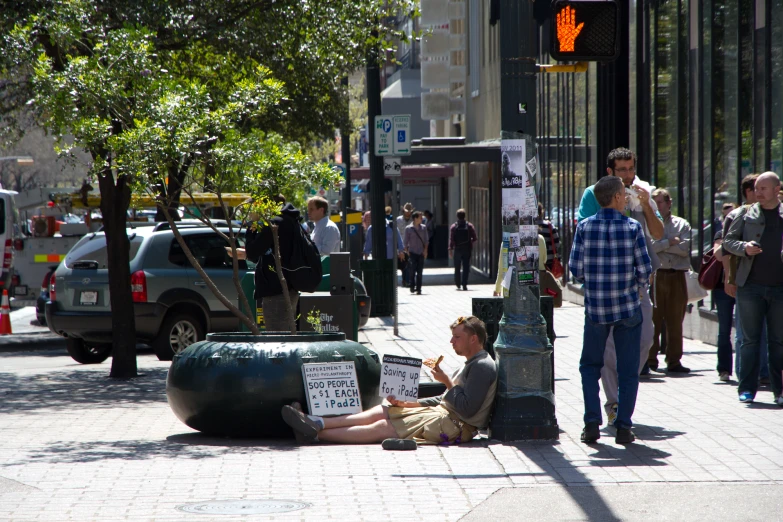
[0,289,12,335]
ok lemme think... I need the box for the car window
[168,233,254,270]
[69,235,144,268]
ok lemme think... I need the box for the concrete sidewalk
[1,284,782,521]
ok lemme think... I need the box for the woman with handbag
[711,230,735,382]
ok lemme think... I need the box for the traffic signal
[549,1,620,62]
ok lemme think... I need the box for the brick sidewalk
[1,283,782,521]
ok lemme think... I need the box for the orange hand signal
[556,6,584,52]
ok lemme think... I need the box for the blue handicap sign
[397,130,406,142]
[383,119,392,133]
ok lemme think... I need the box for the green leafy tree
[1,1,415,377]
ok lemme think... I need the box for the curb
[0,333,66,352]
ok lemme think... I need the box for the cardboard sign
[379,355,422,400]
[302,362,362,416]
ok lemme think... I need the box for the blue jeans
[734,303,769,378]
[580,308,642,429]
[712,288,735,375]
[736,283,783,398]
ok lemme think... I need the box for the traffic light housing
[549,0,620,62]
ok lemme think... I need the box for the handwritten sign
[379,355,421,400]
[302,362,362,416]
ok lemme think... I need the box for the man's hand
[448,248,454,259]
[725,283,737,298]
[633,185,651,207]
[386,396,419,408]
[745,242,763,256]
[225,247,247,260]
[430,364,453,389]
[397,252,405,261]
[669,237,681,246]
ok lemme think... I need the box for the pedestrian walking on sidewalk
[404,211,429,295]
[723,172,783,406]
[449,209,477,291]
[648,188,692,373]
[570,176,653,444]
[397,203,414,287]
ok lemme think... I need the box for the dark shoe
[667,364,690,374]
[580,422,600,443]
[648,361,658,371]
[281,405,319,442]
[759,376,770,385]
[462,285,468,291]
[615,428,636,444]
[640,363,651,376]
[381,438,417,451]
[456,285,461,290]
[416,291,422,295]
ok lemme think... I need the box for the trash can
[360,259,394,317]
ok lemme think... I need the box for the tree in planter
[2,1,416,376]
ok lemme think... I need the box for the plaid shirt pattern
[569,208,652,324]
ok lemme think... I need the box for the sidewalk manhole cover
[177,499,309,515]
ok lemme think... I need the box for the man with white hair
[723,172,783,406]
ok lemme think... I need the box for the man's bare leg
[321,404,389,429]
[318,419,399,444]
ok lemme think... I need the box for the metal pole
[392,177,399,336]
[341,76,352,232]
[490,0,558,441]
[367,45,387,262]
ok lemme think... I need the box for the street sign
[392,115,411,155]
[383,156,402,177]
[374,116,393,156]
[374,114,412,156]
[550,1,620,62]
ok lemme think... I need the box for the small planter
[166,332,382,437]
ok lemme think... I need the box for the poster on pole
[502,137,539,286]
[379,355,422,400]
[302,362,362,416]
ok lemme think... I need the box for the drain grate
[177,499,309,515]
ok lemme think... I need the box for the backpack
[283,223,323,292]
[453,221,471,249]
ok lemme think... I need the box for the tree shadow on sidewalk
[0,366,170,414]
[2,434,298,467]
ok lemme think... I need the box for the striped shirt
[569,208,653,324]
[537,219,560,261]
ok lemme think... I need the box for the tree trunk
[98,167,137,379]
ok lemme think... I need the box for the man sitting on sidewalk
[570,176,653,444]
[281,316,497,449]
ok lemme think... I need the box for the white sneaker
[719,372,730,382]
[775,395,783,407]
[607,403,618,426]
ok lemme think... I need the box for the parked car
[35,265,58,326]
[46,225,257,363]
[46,223,371,364]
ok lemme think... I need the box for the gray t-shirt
[418,350,497,427]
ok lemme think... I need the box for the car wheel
[66,338,112,364]
[153,313,204,361]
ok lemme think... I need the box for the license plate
[14,285,28,297]
[80,291,98,306]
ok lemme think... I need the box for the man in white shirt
[307,196,341,254]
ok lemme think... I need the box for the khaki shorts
[388,405,476,445]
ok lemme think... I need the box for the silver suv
[46,224,254,363]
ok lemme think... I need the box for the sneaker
[738,391,754,403]
[776,396,783,407]
[381,438,417,451]
[667,364,690,374]
[607,403,618,427]
[580,422,600,443]
[615,428,636,444]
[719,372,730,382]
[281,405,320,442]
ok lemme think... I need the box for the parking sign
[374,114,411,156]
[392,115,411,155]
[374,116,392,156]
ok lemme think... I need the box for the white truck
[10,187,92,310]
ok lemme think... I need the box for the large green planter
[166,332,382,437]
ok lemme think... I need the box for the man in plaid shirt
[570,176,652,444]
